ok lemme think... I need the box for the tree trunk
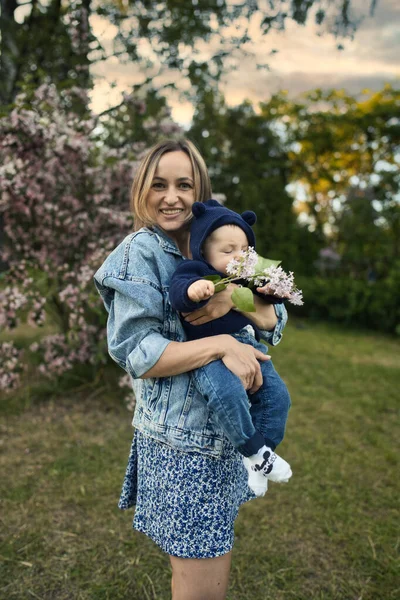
[0,0,19,106]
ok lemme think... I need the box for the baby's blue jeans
[192,330,291,457]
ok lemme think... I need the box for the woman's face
[147,151,195,239]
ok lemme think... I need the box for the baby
[169,199,292,496]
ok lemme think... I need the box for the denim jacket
[94,226,288,458]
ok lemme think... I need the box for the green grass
[1,318,399,599]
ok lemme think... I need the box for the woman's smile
[159,208,185,216]
[147,151,196,246]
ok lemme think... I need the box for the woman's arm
[240,294,278,331]
[143,334,270,394]
[96,274,269,393]
[183,283,278,331]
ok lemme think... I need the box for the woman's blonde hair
[130,139,212,231]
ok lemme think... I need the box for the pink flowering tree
[0,83,182,392]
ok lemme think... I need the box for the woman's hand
[218,335,270,393]
[182,283,236,326]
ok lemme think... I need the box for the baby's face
[203,225,249,274]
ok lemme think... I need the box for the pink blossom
[119,373,136,411]
[0,343,25,392]
[261,266,304,305]
[226,247,258,279]
[0,83,178,391]
[215,248,303,306]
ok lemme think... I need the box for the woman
[94,139,287,600]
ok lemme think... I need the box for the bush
[291,270,400,335]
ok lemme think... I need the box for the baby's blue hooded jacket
[169,199,263,340]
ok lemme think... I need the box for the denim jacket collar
[148,225,184,258]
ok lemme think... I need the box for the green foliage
[265,86,400,245]
[292,269,400,334]
[0,0,93,107]
[231,287,256,312]
[97,86,177,148]
[189,91,302,267]
[255,256,281,271]
[96,0,378,107]
[336,187,400,279]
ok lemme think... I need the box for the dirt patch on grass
[350,354,400,368]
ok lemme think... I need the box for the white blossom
[226,247,258,279]
[262,266,303,305]
[214,249,303,306]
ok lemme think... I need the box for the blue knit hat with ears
[190,199,257,261]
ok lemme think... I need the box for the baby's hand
[256,283,290,300]
[187,280,215,302]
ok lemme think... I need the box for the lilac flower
[211,249,303,307]
[226,247,258,279]
[262,266,303,305]
[289,290,304,306]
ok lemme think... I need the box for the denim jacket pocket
[144,378,159,411]
[162,291,185,342]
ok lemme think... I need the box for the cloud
[219,0,399,107]
[89,0,399,124]
[355,0,400,30]
[228,70,397,103]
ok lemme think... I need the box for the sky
[89,0,399,127]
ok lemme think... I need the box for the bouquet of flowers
[204,247,303,312]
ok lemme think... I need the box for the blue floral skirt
[118,430,256,558]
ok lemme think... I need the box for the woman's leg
[169,551,232,600]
